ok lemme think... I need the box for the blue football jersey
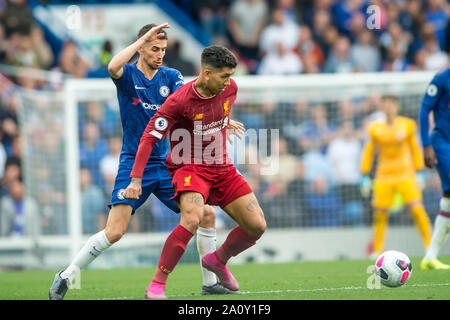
[419,68,450,146]
[111,63,184,163]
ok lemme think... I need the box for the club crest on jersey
[184,175,191,186]
[117,189,126,200]
[155,117,168,131]
[427,84,438,97]
[223,100,229,116]
[159,86,170,97]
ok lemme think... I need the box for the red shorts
[167,164,253,208]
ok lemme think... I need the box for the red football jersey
[131,78,238,178]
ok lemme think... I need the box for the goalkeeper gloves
[360,175,372,198]
[416,171,425,190]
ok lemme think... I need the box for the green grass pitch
[0,256,449,300]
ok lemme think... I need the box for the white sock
[197,227,218,287]
[61,230,112,281]
[425,214,450,260]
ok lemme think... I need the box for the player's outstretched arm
[108,22,170,79]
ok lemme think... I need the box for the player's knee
[181,206,203,232]
[200,205,216,228]
[104,226,126,244]
[248,210,266,238]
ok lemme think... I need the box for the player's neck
[194,78,215,98]
[386,115,396,125]
[137,60,158,80]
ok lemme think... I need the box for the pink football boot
[145,281,167,300]
[201,252,239,292]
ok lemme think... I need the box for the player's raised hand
[423,145,437,168]
[227,120,245,145]
[123,178,143,200]
[141,22,170,42]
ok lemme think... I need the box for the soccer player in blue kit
[419,67,450,270]
[49,23,237,299]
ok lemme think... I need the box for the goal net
[2,70,447,270]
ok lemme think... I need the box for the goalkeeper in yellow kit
[360,96,432,257]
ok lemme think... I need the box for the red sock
[153,224,194,284]
[215,226,261,264]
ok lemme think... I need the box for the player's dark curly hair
[201,45,237,70]
[137,24,168,40]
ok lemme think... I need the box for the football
[375,250,412,287]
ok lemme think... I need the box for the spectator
[80,168,106,234]
[287,159,307,225]
[326,121,363,226]
[305,175,341,227]
[228,0,268,65]
[29,24,53,70]
[0,131,6,180]
[398,0,425,40]
[282,100,308,155]
[331,0,367,37]
[0,91,19,155]
[351,29,381,72]
[422,33,449,70]
[192,0,230,43]
[1,0,34,37]
[0,156,21,197]
[0,178,40,237]
[258,8,302,75]
[58,40,90,77]
[425,0,449,51]
[163,40,196,76]
[275,0,300,24]
[100,136,122,196]
[309,8,333,56]
[300,104,336,154]
[302,0,334,29]
[99,40,113,68]
[297,25,325,73]
[81,101,118,139]
[262,137,299,184]
[382,41,411,71]
[79,122,108,188]
[380,21,411,61]
[322,35,357,73]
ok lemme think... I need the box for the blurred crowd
[230,96,442,229]
[177,0,449,74]
[0,0,448,237]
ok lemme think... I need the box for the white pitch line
[92,282,450,300]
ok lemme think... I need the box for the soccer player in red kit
[124,45,266,299]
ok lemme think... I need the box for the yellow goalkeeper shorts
[372,178,422,210]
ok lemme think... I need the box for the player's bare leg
[146,192,205,299]
[422,194,450,270]
[202,192,266,291]
[407,201,432,249]
[49,204,131,300]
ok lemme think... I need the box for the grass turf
[0,256,449,300]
